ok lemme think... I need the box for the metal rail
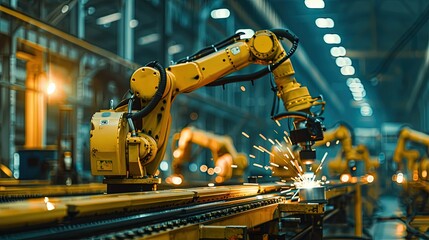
[0,194,283,240]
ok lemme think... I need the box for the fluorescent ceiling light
[236,29,255,39]
[138,33,160,45]
[315,18,334,28]
[323,34,341,44]
[168,44,184,55]
[330,46,346,57]
[336,57,352,67]
[96,12,121,25]
[129,19,139,28]
[351,90,366,97]
[340,65,355,75]
[360,105,373,116]
[346,78,360,86]
[305,0,325,9]
[211,8,230,19]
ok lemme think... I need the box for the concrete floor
[370,195,407,239]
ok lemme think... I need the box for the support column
[118,0,134,61]
[24,59,46,148]
[355,183,363,237]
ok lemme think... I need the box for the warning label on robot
[97,160,113,171]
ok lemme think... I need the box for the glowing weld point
[253,163,263,168]
[241,132,250,138]
[259,134,267,140]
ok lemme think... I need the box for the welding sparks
[275,139,282,147]
[336,140,340,145]
[268,138,275,145]
[286,147,295,159]
[231,164,238,168]
[253,163,263,168]
[270,162,280,168]
[291,189,299,199]
[259,134,267,140]
[249,154,256,159]
[315,151,328,173]
[283,166,289,170]
[253,145,264,152]
[275,120,281,126]
[274,130,279,134]
[241,132,250,138]
[259,146,274,156]
[280,188,292,194]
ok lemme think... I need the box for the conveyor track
[0,195,283,240]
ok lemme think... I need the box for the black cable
[129,61,167,120]
[269,74,279,117]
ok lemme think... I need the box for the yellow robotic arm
[89,29,325,193]
[313,123,379,177]
[171,126,248,183]
[393,127,429,181]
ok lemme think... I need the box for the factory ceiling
[10,0,429,130]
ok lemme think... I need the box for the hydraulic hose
[129,61,167,120]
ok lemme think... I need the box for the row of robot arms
[170,126,248,184]
[312,122,379,179]
[89,29,326,193]
[393,126,429,183]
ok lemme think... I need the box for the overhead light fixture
[336,57,352,67]
[46,81,56,95]
[211,8,230,19]
[346,78,360,86]
[315,18,334,28]
[96,12,121,25]
[340,65,355,75]
[360,105,373,116]
[236,29,255,39]
[138,33,160,45]
[330,46,346,57]
[305,0,325,9]
[168,44,184,55]
[61,5,69,13]
[129,19,139,28]
[351,90,366,98]
[323,34,341,44]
